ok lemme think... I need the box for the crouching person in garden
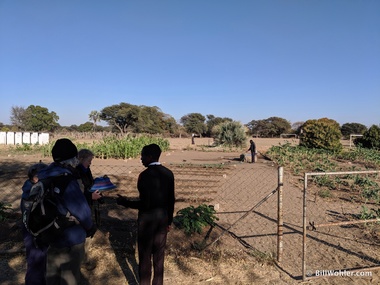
[117,143,175,285]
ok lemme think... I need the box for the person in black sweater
[117,144,175,285]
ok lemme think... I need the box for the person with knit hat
[38,138,97,285]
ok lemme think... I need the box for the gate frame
[207,167,284,264]
[302,170,380,281]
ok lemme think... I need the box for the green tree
[299,118,342,151]
[100,103,179,135]
[77,122,94,132]
[23,105,59,132]
[100,103,140,134]
[214,121,247,147]
[89,110,101,132]
[134,106,166,134]
[246,117,291,137]
[340,122,368,139]
[162,114,180,136]
[354,125,380,150]
[205,115,233,137]
[180,113,207,135]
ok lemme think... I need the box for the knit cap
[52,138,78,162]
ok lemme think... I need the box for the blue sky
[0,1,379,128]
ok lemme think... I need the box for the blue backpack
[22,173,76,244]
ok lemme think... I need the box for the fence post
[302,173,308,281]
[277,166,284,264]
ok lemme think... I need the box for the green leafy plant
[355,125,380,150]
[299,118,343,152]
[0,202,11,222]
[357,205,380,220]
[318,189,332,198]
[173,204,219,235]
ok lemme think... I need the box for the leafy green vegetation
[246,116,292,137]
[299,118,342,152]
[355,205,380,220]
[173,204,219,235]
[90,136,170,159]
[265,143,380,203]
[355,125,380,150]
[266,143,380,171]
[39,135,170,159]
[213,121,247,147]
[340,122,367,139]
[0,202,11,222]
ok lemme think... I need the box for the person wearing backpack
[38,138,97,285]
[20,162,49,285]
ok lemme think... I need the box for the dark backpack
[22,173,77,244]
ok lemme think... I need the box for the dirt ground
[0,138,378,284]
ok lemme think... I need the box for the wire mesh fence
[302,170,380,281]
[1,160,282,259]
[2,158,378,282]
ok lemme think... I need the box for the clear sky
[0,1,379,128]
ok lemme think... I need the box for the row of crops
[265,143,380,215]
[40,135,170,159]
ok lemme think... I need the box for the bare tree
[10,106,26,130]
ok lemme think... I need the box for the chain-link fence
[1,160,283,259]
[2,158,379,283]
[301,170,380,281]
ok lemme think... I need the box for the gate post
[277,166,284,264]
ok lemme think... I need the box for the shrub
[213,121,247,148]
[299,118,342,152]
[0,202,11,222]
[173,204,219,235]
[355,125,380,150]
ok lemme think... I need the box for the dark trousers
[23,227,48,285]
[46,243,85,285]
[251,152,256,163]
[138,209,168,285]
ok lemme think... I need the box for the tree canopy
[5,104,375,139]
[299,118,342,151]
[340,122,368,139]
[354,125,380,150]
[10,105,59,132]
[205,115,233,137]
[214,121,247,147]
[100,102,178,135]
[180,113,207,135]
[246,117,291,137]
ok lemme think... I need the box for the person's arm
[116,194,141,209]
[167,175,175,226]
[63,179,93,231]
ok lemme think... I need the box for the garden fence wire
[301,170,380,281]
[1,160,379,281]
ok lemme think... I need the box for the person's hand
[116,194,129,208]
[167,225,172,232]
[92,190,102,201]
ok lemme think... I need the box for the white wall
[6,132,15,145]
[0,132,6,144]
[3,132,50,145]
